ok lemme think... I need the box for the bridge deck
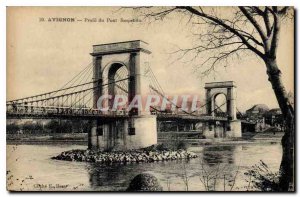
[6,113,228,122]
[6,107,227,121]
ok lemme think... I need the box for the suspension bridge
[6,40,250,150]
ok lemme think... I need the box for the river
[6,142,282,191]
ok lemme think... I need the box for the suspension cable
[7,62,93,103]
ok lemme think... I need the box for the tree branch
[278,7,290,15]
[239,7,268,42]
[176,6,265,59]
[263,7,272,36]
[269,11,280,58]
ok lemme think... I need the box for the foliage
[7,119,92,135]
[22,121,36,131]
[45,120,60,133]
[176,140,188,150]
[160,137,189,151]
[244,160,280,191]
[143,139,188,152]
[198,162,240,191]
[6,123,20,134]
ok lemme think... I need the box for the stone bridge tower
[88,40,157,150]
[204,81,241,138]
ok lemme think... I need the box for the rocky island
[52,145,197,164]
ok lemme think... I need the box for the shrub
[176,140,188,150]
[156,143,169,151]
[244,160,280,191]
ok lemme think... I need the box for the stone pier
[88,40,157,151]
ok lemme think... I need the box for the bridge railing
[6,104,129,117]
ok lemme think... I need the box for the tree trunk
[265,58,294,191]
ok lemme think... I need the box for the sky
[6,7,294,112]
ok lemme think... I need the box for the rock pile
[52,149,197,164]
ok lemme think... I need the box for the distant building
[266,108,282,116]
[264,108,283,129]
[245,104,269,132]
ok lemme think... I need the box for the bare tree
[129,6,294,191]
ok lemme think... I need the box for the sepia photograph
[6,6,295,192]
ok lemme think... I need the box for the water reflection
[88,163,133,190]
[202,146,236,166]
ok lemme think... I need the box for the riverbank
[6,130,284,146]
[51,148,198,164]
[159,131,284,146]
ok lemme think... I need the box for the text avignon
[47,18,75,22]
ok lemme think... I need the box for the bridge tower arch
[205,81,237,120]
[211,92,227,117]
[89,40,157,150]
[204,81,241,137]
[105,62,129,108]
